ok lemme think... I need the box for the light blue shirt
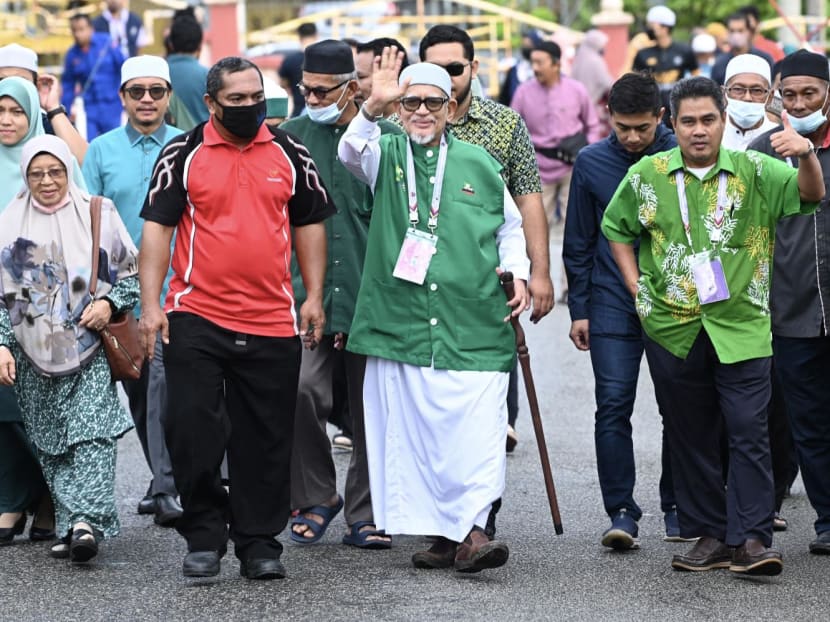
[83,122,183,308]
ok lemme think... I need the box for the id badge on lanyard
[393,228,438,285]
[393,136,448,285]
[675,170,731,305]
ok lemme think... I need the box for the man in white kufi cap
[81,55,185,529]
[338,49,530,573]
[721,54,777,150]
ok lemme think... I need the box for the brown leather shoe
[671,536,732,571]
[454,527,509,573]
[729,538,783,576]
[412,537,458,569]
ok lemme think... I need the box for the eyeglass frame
[27,166,67,183]
[297,80,349,100]
[724,85,770,101]
[122,85,170,101]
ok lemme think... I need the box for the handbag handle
[89,196,103,299]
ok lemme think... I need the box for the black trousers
[644,330,774,547]
[774,335,830,535]
[163,312,301,560]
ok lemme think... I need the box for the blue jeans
[590,308,675,521]
[773,335,830,535]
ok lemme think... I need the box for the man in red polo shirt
[139,56,335,581]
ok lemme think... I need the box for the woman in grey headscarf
[0,134,137,564]
[571,29,614,137]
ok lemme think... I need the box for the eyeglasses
[725,85,769,100]
[436,62,470,77]
[400,96,449,112]
[27,167,66,183]
[123,86,169,101]
[297,80,348,99]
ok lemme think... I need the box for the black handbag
[534,132,589,165]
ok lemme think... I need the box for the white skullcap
[121,55,171,87]
[646,6,676,27]
[0,43,38,73]
[725,53,771,86]
[399,62,452,98]
[692,34,717,54]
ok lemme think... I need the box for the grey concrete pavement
[1,251,829,620]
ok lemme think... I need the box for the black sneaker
[809,531,830,555]
[601,509,639,550]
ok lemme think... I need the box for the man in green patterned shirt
[602,77,823,577]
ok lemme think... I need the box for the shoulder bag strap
[89,196,102,299]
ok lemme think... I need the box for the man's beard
[454,76,472,109]
[408,131,436,145]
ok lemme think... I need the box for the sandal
[342,521,392,550]
[50,535,71,559]
[69,527,99,563]
[289,495,344,544]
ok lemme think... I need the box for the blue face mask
[788,96,828,135]
[726,97,766,129]
[306,84,348,125]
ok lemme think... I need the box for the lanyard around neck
[675,169,729,249]
[406,134,448,234]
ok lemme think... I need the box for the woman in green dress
[0,134,138,563]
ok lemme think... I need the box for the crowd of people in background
[0,1,828,586]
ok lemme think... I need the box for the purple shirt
[511,75,600,184]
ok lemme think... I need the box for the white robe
[363,357,508,543]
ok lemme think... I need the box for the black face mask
[521,46,533,61]
[215,100,266,139]
[645,28,657,41]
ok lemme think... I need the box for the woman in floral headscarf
[0,134,138,564]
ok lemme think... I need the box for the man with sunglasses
[82,55,184,529]
[280,39,401,551]
[339,51,529,573]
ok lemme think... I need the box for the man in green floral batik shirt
[602,77,824,578]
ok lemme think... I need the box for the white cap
[399,62,452,98]
[120,55,171,87]
[0,43,38,73]
[725,53,771,86]
[692,34,717,54]
[646,6,676,27]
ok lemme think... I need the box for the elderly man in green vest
[338,49,529,573]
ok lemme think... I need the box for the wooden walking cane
[500,271,564,534]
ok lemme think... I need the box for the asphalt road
[1,241,829,621]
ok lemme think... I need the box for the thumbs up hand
[770,110,815,158]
